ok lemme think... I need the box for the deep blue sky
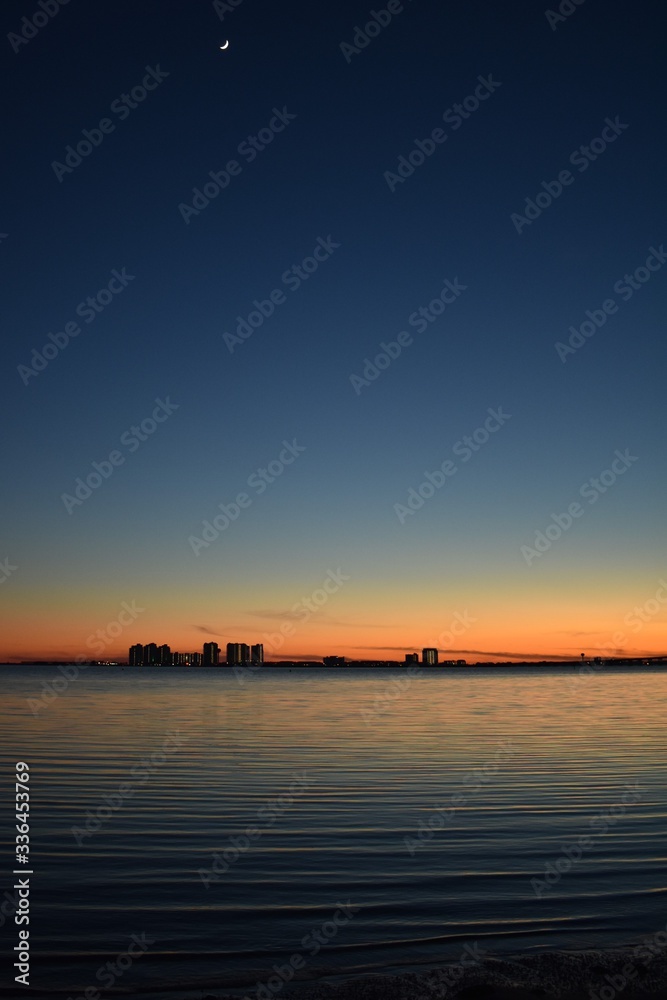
[2,0,665,660]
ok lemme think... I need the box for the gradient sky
[1,0,665,662]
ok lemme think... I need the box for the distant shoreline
[3,660,667,669]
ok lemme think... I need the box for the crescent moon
[220,40,229,49]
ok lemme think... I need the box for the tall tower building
[143,642,159,665]
[129,644,143,666]
[226,643,252,665]
[251,644,264,665]
[422,647,438,666]
[203,642,220,666]
[159,644,172,666]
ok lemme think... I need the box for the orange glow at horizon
[2,564,666,663]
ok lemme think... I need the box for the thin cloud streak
[243,609,388,627]
[350,646,585,661]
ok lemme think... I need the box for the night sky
[2,0,665,662]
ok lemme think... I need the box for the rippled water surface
[1,665,666,998]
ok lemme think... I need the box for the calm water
[1,665,666,998]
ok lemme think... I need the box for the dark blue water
[1,665,666,998]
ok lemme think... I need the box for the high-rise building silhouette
[129,643,143,666]
[422,647,438,666]
[159,644,172,666]
[226,643,243,665]
[203,642,220,666]
[143,642,159,665]
[251,644,264,665]
[405,653,419,663]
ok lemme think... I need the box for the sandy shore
[201,944,667,1000]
